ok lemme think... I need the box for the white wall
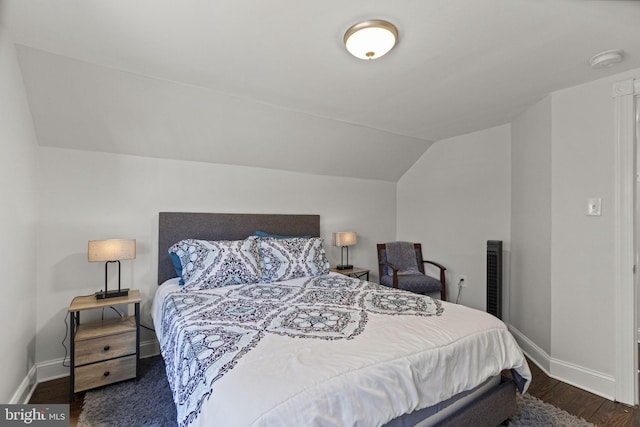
[397,125,511,310]
[510,96,552,366]
[35,147,396,373]
[397,70,637,399]
[507,67,640,399]
[0,23,39,402]
[548,69,640,394]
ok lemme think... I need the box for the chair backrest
[376,243,425,278]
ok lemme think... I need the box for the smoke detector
[590,49,624,69]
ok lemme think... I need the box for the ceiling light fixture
[590,49,624,69]
[344,20,398,60]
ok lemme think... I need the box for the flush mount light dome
[344,20,398,60]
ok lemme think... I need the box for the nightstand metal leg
[135,302,140,379]
[69,311,78,402]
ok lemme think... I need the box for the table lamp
[88,239,136,299]
[333,232,357,270]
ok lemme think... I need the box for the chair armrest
[422,260,447,299]
[422,260,446,271]
[380,261,399,272]
[378,261,399,288]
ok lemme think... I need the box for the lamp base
[336,265,353,270]
[95,288,130,299]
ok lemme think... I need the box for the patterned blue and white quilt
[153,273,530,427]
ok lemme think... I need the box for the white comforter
[152,273,531,427]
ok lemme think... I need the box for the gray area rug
[78,356,176,427]
[79,356,593,426]
[507,394,593,427]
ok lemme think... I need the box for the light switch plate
[587,198,602,216]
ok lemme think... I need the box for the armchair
[377,242,447,300]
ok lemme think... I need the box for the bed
[152,212,531,427]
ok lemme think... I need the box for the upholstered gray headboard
[157,212,321,285]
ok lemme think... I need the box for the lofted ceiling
[4,0,640,181]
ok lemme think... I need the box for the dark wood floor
[29,376,83,426]
[524,357,640,426]
[29,356,639,426]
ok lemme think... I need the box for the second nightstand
[330,267,370,281]
[68,290,141,400]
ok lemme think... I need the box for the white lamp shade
[344,20,398,60]
[88,239,136,262]
[333,232,357,247]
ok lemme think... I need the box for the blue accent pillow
[252,230,311,239]
[169,252,185,285]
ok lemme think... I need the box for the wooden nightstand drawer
[74,355,137,392]
[75,331,136,365]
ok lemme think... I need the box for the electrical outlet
[459,275,468,287]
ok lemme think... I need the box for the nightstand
[330,267,370,281]
[68,290,141,400]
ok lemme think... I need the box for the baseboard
[507,324,551,375]
[549,358,615,401]
[16,338,161,404]
[508,324,615,400]
[140,338,161,358]
[9,364,37,404]
[36,357,69,384]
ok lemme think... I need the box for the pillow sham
[252,236,330,282]
[251,230,311,239]
[168,238,262,289]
